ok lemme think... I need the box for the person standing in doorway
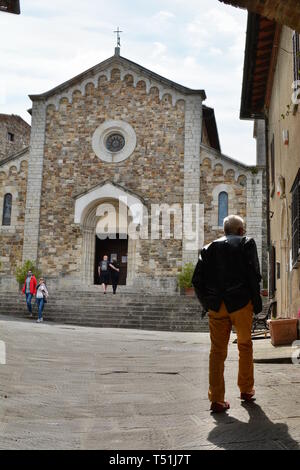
[109,259,120,294]
[35,278,49,323]
[98,255,110,294]
[22,270,37,317]
[192,215,262,413]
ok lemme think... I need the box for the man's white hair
[223,215,244,235]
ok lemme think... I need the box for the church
[0,46,267,295]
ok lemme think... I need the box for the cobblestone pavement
[0,316,299,450]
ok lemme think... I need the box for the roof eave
[240,13,261,120]
[240,12,279,120]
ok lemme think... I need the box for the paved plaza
[0,316,300,450]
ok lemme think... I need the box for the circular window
[106,133,125,153]
[92,120,137,163]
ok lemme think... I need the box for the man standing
[22,270,37,316]
[192,215,262,413]
[98,255,110,294]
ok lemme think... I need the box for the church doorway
[94,235,128,285]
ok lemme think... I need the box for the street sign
[0,0,20,14]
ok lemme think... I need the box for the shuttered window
[291,170,300,267]
[293,31,300,86]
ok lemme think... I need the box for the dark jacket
[192,235,262,315]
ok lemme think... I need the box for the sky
[0,0,256,165]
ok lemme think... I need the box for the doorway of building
[94,235,128,285]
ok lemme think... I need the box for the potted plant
[177,262,195,296]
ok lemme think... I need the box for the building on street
[0,48,266,295]
[240,12,300,318]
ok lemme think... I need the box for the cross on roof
[114,27,123,49]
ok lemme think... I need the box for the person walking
[35,278,48,323]
[192,215,262,413]
[22,270,37,317]
[109,259,120,294]
[98,255,110,294]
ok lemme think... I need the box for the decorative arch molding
[45,64,187,111]
[74,182,146,227]
[200,144,252,182]
[0,156,29,178]
[75,182,145,286]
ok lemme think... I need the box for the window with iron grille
[293,31,300,86]
[291,169,300,267]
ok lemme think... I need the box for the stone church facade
[0,50,267,294]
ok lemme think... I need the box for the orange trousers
[208,301,254,403]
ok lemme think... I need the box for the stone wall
[0,114,30,163]
[200,146,248,245]
[267,26,300,317]
[246,168,267,283]
[0,152,29,291]
[34,70,187,287]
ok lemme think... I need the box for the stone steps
[0,292,209,332]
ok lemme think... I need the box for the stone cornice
[0,147,29,170]
[200,143,254,172]
[29,55,206,109]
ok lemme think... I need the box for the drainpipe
[265,115,271,300]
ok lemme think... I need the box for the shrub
[177,262,195,289]
[15,260,42,286]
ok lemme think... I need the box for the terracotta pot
[184,287,195,297]
[268,318,298,346]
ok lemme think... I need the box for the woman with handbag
[35,278,49,323]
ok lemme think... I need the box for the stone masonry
[0,114,30,163]
[0,53,267,295]
[22,101,47,264]
[0,150,29,291]
[183,96,204,264]
[24,62,191,290]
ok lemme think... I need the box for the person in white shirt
[36,278,49,323]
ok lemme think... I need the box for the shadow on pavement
[208,402,299,450]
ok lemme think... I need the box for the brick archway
[75,183,146,286]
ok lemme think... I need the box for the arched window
[218,191,228,227]
[2,194,12,226]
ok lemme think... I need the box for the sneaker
[36,318,43,323]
